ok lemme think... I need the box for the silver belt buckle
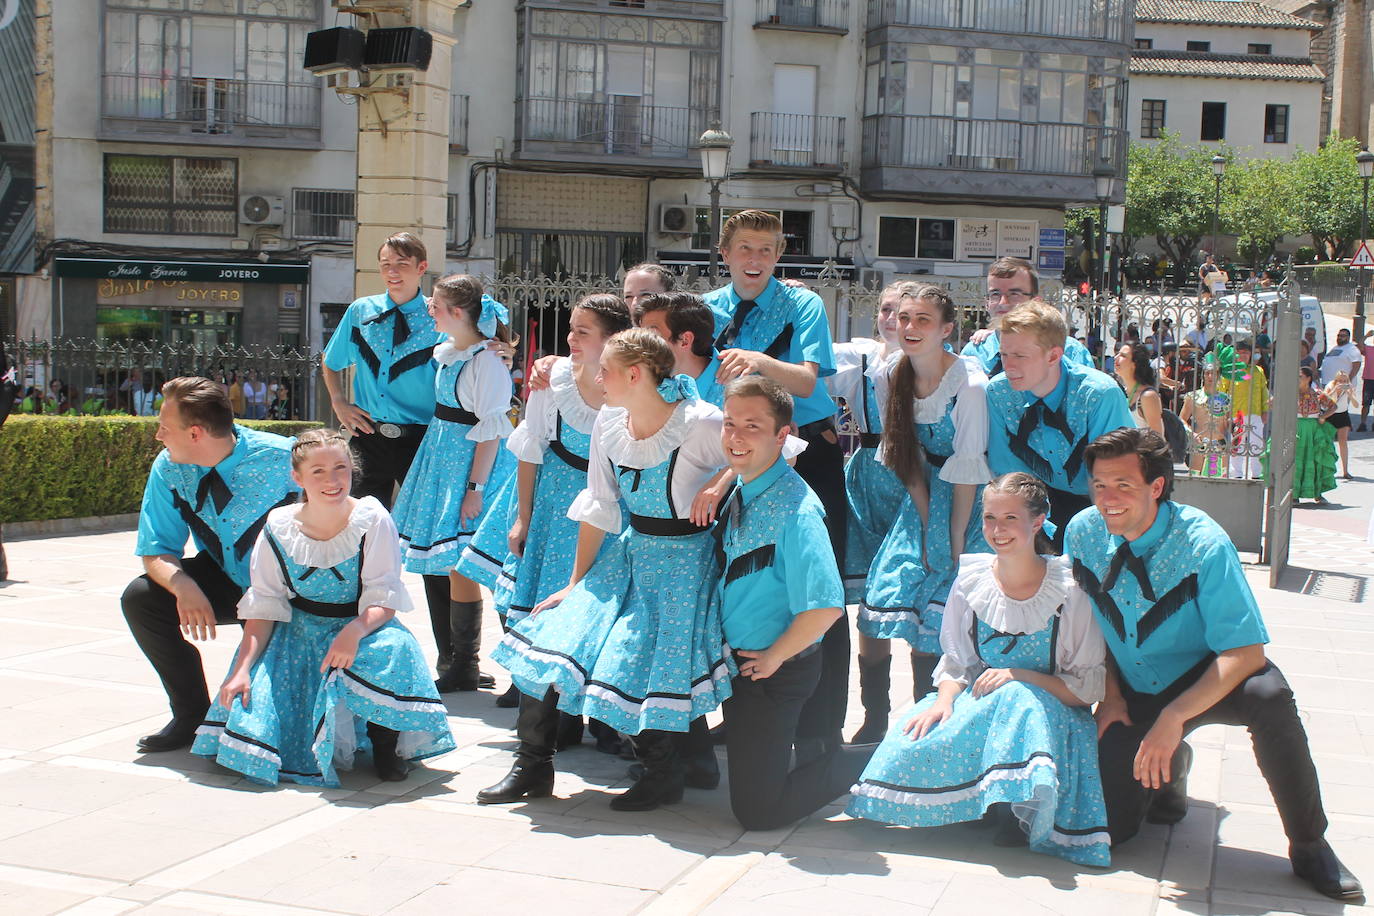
[377,422,403,439]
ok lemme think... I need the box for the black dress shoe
[1291,839,1364,900]
[610,769,684,811]
[137,717,201,753]
[476,760,555,804]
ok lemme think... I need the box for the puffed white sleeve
[673,408,728,516]
[459,350,515,442]
[940,365,993,485]
[236,534,294,623]
[931,574,985,688]
[824,340,868,402]
[567,410,623,533]
[506,386,554,464]
[357,510,415,614]
[1054,584,1107,704]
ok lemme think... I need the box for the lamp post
[1354,147,1374,343]
[1093,163,1114,302]
[1210,153,1227,266]
[697,123,734,281]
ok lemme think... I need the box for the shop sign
[97,278,244,308]
[997,220,1038,259]
[55,257,309,284]
[956,218,996,260]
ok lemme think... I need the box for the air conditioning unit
[659,204,694,234]
[240,195,285,226]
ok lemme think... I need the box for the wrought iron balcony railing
[861,114,1126,177]
[102,73,321,134]
[755,0,849,31]
[518,97,715,161]
[749,112,845,170]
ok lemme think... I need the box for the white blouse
[507,356,600,464]
[932,554,1106,704]
[237,496,414,623]
[568,398,727,534]
[876,354,992,486]
[435,340,514,443]
[826,338,890,433]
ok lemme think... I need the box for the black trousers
[1099,656,1329,846]
[120,553,245,721]
[350,428,425,510]
[1046,487,1092,553]
[791,422,851,746]
[723,648,876,831]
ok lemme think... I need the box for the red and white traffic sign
[1351,241,1374,267]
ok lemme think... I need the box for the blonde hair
[999,299,1068,352]
[604,328,676,385]
[719,209,785,252]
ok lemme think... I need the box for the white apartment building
[1129,0,1324,156]
[22,0,1135,350]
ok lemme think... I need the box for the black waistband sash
[628,514,709,537]
[434,404,479,425]
[288,595,358,618]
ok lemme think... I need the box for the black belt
[923,448,949,468]
[548,438,589,472]
[366,422,427,439]
[732,641,819,664]
[858,432,882,449]
[434,404,479,425]
[628,514,709,537]
[797,417,837,439]
[288,595,357,619]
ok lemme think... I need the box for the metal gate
[1265,277,1300,586]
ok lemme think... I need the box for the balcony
[755,0,848,34]
[450,94,469,152]
[515,97,716,171]
[101,74,321,147]
[749,112,845,171]
[860,114,1126,204]
[865,0,1129,43]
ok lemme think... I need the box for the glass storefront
[96,306,241,346]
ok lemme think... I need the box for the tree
[1290,136,1364,260]
[1222,156,1297,268]
[1123,132,1230,286]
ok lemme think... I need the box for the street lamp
[1354,147,1374,343]
[1093,162,1114,301]
[697,122,734,281]
[1210,153,1227,266]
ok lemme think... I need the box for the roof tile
[1130,50,1324,80]
[1135,0,1322,29]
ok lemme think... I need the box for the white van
[1214,290,1326,355]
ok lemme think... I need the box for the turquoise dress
[848,554,1111,867]
[392,341,516,575]
[192,498,455,787]
[491,398,735,734]
[860,357,992,652]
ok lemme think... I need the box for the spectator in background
[133,374,159,416]
[1300,340,1317,373]
[268,378,292,420]
[45,379,69,413]
[1183,317,1209,353]
[226,371,245,418]
[1221,341,1268,479]
[119,368,143,413]
[1321,329,1361,477]
[242,369,268,420]
[1358,331,1374,432]
[1305,327,1320,368]
[1114,343,1165,436]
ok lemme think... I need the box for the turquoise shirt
[135,426,299,588]
[1066,501,1269,694]
[962,330,1094,376]
[985,358,1133,495]
[718,457,844,651]
[693,353,727,408]
[703,277,837,427]
[322,290,444,424]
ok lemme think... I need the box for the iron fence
[865,0,1130,41]
[749,112,846,170]
[862,115,1127,178]
[518,98,714,160]
[102,74,321,133]
[755,0,849,30]
[7,337,320,421]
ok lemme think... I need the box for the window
[447,193,460,247]
[1247,43,1272,55]
[292,189,353,241]
[1134,38,1153,49]
[1264,104,1290,143]
[689,207,812,255]
[877,216,957,260]
[1186,40,1211,52]
[1140,99,1166,138]
[1200,101,1226,141]
[104,154,237,235]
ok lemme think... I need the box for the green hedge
[0,416,321,524]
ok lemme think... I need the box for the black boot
[849,655,892,744]
[677,716,720,790]
[611,730,684,812]
[990,803,1028,847]
[435,599,495,692]
[911,651,938,700]
[588,718,623,755]
[495,684,521,708]
[422,575,453,677]
[1146,741,1192,825]
[556,713,584,750]
[1291,839,1364,900]
[476,690,559,804]
[366,722,410,782]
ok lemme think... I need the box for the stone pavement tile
[1158,802,1221,892]
[190,845,463,916]
[6,646,167,688]
[1284,674,1374,712]
[11,683,169,724]
[138,890,352,915]
[703,847,951,915]
[97,778,329,836]
[0,623,124,660]
[1212,804,1374,908]
[927,871,1160,916]
[470,820,715,890]
[387,866,654,915]
[0,598,129,631]
[300,805,532,866]
[0,878,93,915]
[0,758,171,815]
[0,803,73,842]
[0,671,84,707]
[0,707,155,753]
[0,813,237,882]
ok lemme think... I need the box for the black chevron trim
[351,326,382,378]
[1136,574,1198,647]
[763,324,794,360]
[389,346,433,382]
[1063,434,1090,483]
[171,490,225,567]
[1072,558,1126,643]
[1008,428,1054,481]
[234,492,298,561]
[724,544,776,586]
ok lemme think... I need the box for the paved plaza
[2,458,1373,915]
